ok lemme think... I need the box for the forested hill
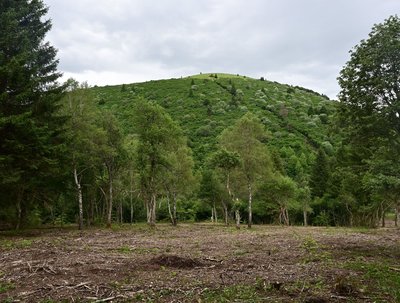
[92,73,337,175]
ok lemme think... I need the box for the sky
[45,0,400,99]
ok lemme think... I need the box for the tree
[133,100,182,227]
[362,143,400,227]
[98,111,125,228]
[219,113,273,228]
[337,15,400,226]
[210,148,240,225]
[258,175,297,225]
[297,185,312,226]
[0,0,65,228]
[199,169,222,223]
[163,144,196,226]
[338,15,400,143]
[61,80,104,230]
[310,148,330,198]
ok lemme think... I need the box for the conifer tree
[0,0,65,228]
[310,148,330,198]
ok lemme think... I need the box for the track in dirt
[0,224,399,302]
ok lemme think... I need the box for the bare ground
[0,223,399,302]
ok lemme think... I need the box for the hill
[91,73,337,178]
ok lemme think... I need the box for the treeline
[1,1,399,229]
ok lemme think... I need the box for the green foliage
[257,175,297,225]
[0,0,66,229]
[310,148,330,198]
[133,99,189,225]
[336,15,400,226]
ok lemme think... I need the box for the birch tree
[219,113,273,228]
[210,149,240,225]
[133,100,182,227]
[98,111,125,228]
[163,144,195,226]
[61,80,104,230]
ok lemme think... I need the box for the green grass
[300,235,332,264]
[345,261,400,302]
[199,285,267,303]
[0,281,15,293]
[0,239,33,250]
[116,245,132,254]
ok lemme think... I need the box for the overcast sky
[45,0,399,99]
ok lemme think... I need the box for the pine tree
[310,148,330,198]
[0,0,65,228]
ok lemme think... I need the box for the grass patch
[0,239,33,250]
[116,245,132,254]
[345,261,400,301]
[199,285,266,303]
[301,236,332,263]
[0,281,15,293]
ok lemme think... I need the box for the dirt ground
[0,223,399,302]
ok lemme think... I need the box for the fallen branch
[74,281,92,289]
[330,294,348,300]
[204,257,222,263]
[94,295,125,303]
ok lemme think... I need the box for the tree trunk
[303,209,308,227]
[212,202,218,223]
[235,209,241,229]
[15,188,24,230]
[279,207,284,225]
[381,203,385,228]
[167,194,175,226]
[130,171,134,224]
[146,199,151,224]
[73,166,84,230]
[107,175,113,228]
[247,182,252,228]
[285,208,290,226]
[221,201,228,226]
[395,204,399,228]
[119,201,123,224]
[172,193,177,226]
[147,193,156,227]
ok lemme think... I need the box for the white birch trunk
[167,194,174,225]
[235,209,241,229]
[148,193,156,227]
[73,166,84,230]
[172,192,177,226]
[222,201,228,226]
[303,209,308,227]
[247,182,252,228]
[107,175,113,228]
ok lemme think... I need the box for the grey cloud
[45,0,400,99]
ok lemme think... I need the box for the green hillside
[92,73,337,177]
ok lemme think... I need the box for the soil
[0,223,399,302]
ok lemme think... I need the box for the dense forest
[1,1,399,230]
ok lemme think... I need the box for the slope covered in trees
[1,0,398,230]
[84,73,339,226]
[92,74,336,174]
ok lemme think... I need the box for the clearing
[0,224,399,302]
